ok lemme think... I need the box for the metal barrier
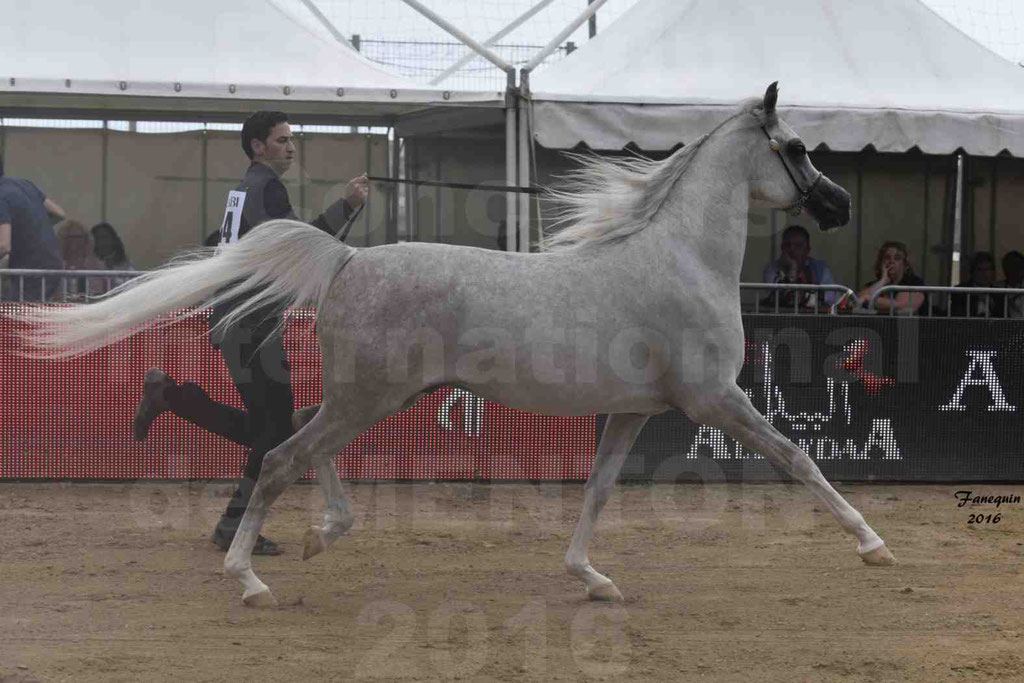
[0,269,141,302]
[740,283,856,315]
[6,270,1021,320]
[868,285,1024,318]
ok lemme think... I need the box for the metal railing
[5,271,1022,320]
[867,285,1024,318]
[740,283,856,315]
[0,269,142,303]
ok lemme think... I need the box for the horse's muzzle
[805,174,851,232]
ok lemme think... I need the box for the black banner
[613,316,1024,482]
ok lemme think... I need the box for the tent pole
[431,0,556,86]
[518,92,531,253]
[522,0,609,74]
[951,152,964,285]
[506,96,518,253]
[399,0,514,75]
[388,127,400,244]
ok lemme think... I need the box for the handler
[134,111,368,554]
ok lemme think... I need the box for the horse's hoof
[302,527,326,561]
[242,587,278,608]
[859,544,897,566]
[587,581,623,602]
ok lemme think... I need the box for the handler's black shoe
[210,524,283,556]
[134,369,173,441]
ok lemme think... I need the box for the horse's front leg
[566,413,649,601]
[684,386,896,565]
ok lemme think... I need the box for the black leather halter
[761,126,823,216]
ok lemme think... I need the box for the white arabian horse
[13,83,895,607]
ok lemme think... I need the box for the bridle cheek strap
[761,126,823,216]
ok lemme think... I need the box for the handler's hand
[344,174,369,209]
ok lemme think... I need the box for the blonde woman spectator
[855,241,926,314]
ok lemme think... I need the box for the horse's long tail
[10,219,356,358]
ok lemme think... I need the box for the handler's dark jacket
[210,163,355,342]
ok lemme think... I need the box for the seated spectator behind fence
[91,222,135,287]
[56,219,108,299]
[761,225,837,308]
[1001,250,1024,319]
[855,241,926,314]
[950,251,1003,317]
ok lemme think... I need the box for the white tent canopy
[529,0,1024,155]
[0,0,501,122]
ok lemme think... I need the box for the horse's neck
[646,135,753,282]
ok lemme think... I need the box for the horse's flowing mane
[540,133,710,252]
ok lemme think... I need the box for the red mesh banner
[0,306,595,480]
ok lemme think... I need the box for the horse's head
[748,82,851,231]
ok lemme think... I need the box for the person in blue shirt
[762,224,837,307]
[0,159,67,301]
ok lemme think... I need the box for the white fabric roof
[0,0,500,121]
[529,0,1024,155]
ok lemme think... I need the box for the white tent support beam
[297,0,356,50]
[399,0,515,76]
[431,0,556,86]
[521,0,609,83]
[517,96,531,253]
[506,104,518,253]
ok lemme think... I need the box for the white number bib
[219,190,247,245]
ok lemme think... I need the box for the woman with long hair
[855,241,926,314]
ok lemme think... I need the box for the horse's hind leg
[302,448,355,561]
[566,413,649,601]
[223,413,359,606]
[301,393,431,560]
[687,387,895,565]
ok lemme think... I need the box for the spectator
[56,219,107,299]
[855,241,926,314]
[762,225,837,308]
[91,222,134,270]
[0,159,66,301]
[1002,250,1024,319]
[950,251,1002,317]
[91,222,135,288]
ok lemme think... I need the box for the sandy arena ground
[1,481,1022,682]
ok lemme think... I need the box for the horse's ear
[764,82,779,115]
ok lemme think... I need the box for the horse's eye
[791,141,806,155]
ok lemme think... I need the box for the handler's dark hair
[241,111,289,160]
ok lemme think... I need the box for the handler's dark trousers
[200,312,296,529]
[154,307,298,529]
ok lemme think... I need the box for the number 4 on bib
[219,190,247,245]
